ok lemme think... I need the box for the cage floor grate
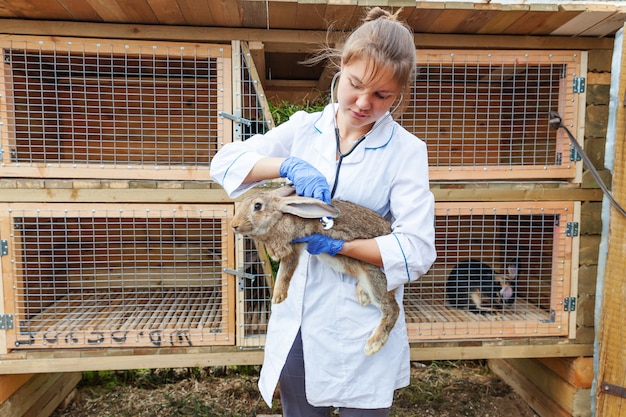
[13,287,229,349]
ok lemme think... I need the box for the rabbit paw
[272,283,289,304]
[364,334,388,356]
[364,325,390,355]
[355,284,371,306]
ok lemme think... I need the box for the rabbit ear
[274,186,297,198]
[278,197,340,219]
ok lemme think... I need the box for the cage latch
[224,267,258,291]
[566,222,579,237]
[218,111,252,126]
[0,314,14,330]
[0,240,8,256]
[573,77,586,93]
[601,382,626,398]
[564,297,577,312]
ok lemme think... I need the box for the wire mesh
[237,44,273,141]
[5,204,234,349]
[236,237,273,347]
[405,202,574,341]
[0,38,228,178]
[398,50,581,179]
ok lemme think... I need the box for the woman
[210,7,436,416]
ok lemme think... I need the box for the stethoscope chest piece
[320,216,334,230]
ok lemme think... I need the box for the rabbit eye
[253,202,263,211]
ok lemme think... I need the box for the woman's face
[336,58,400,135]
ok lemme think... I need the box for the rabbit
[446,259,519,314]
[230,185,397,355]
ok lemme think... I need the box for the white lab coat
[210,104,436,408]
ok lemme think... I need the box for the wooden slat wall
[595,24,626,417]
[0,1,625,38]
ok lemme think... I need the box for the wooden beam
[0,18,616,50]
[0,186,605,203]
[0,342,593,374]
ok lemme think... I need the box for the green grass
[268,98,327,126]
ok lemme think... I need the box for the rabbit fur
[231,185,398,355]
[446,259,519,314]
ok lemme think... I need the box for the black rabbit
[446,259,519,314]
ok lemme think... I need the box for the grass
[268,98,327,126]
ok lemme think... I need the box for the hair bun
[364,6,399,22]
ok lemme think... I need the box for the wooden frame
[0,35,232,181]
[404,201,578,341]
[401,49,585,181]
[0,203,236,352]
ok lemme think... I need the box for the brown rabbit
[231,185,398,355]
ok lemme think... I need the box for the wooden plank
[503,10,561,35]
[31,373,81,417]
[295,3,327,31]
[424,9,475,34]
[0,19,615,50]
[0,187,604,204]
[0,374,32,404]
[538,357,594,389]
[0,372,62,417]
[477,10,529,34]
[596,22,626,417]
[505,358,579,415]
[528,9,585,35]
[176,0,213,26]
[56,0,103,22]
[489,359,572,417]
[146,0,185,25]
[117,0,160,23]
[83,0,136,22]
[580,12,626,37]
[267,1,297,29]
[0,0,72,20]
[0,342,593,374]
[551,11,616,37]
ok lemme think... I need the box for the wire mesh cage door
[404,201,578,341]
[398,50,584,181]
[234,235,274,349]
[0,37,232,180]
[230,41,274,142]
[0,203,236,351]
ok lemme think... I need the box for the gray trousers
[278,330,391,417]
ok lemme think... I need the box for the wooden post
[595,24,626,417]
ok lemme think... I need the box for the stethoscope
[328,71,402,198]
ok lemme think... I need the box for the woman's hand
[279,157,331,203]
[292,234,344,256]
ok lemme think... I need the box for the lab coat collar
[313,104,396,163]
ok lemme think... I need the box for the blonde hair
[305,7,416,90]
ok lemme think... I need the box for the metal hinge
[601,382,626,398]
[573,77,586,93]
[564,297,577,312]
[570,146,582,162]
[566,222,579,237]
[224,267,258,291]
[0,240,8,256]
[0,314,14,330]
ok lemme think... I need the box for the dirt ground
[51,360,538,417]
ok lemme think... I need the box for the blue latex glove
[292,234,344,256]
[279,157,331,204]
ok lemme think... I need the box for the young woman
[210,7,436,416]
